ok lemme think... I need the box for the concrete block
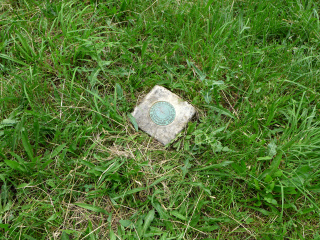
[132,85,196,145]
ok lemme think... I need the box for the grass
[1,0,320,239]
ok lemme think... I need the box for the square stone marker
[132,85,196,145]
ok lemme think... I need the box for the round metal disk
[149,101,176,126]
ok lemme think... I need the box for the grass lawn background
[1,0,320,239]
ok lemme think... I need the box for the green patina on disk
[149,101,176,126]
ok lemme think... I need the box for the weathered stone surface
[132,85,196,145]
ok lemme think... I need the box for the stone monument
[132,85,196,145]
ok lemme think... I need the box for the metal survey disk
[132,85,195,145]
